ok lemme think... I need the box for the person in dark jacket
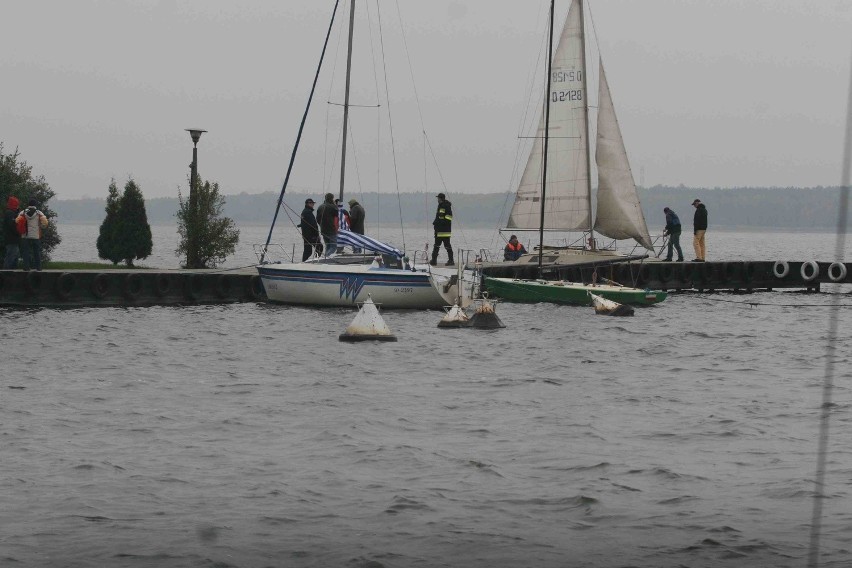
[430,193,454,266]
[503,234,527,261]
[297,198,322,261]
[3,195,21,269]
[691,198,708,261]
[662,207,683,262]
[316,193,337,257]
[348,198,366,253]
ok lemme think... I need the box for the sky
[1,0,850,200]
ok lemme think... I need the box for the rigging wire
[807,44,852,568]
[260,0,341,263]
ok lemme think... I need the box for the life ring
[154,273,171,297]
[215,274,232,299]
[55,272,75,301]
[800,260,819,282]
[123,273,144,300]
[91,273,110,299]
[828,262,847,282]
[247,274,264,300]
[773,261,790,279]
[25,271,43,295]
[184,274,204,300]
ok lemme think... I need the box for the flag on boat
[336,229,403,258]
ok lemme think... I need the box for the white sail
[593,61,653,250]
[507,0,590,231]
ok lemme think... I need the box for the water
[2,225,851,567]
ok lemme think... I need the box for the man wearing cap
[297,198,321,261]
[662,207,683,262]
[691,198,708,262]
[316,193,337,257]
[348,198,365,253]
[430,193,454,266]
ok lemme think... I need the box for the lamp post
[185,128,206,268]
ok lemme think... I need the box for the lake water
[2,225,851,567]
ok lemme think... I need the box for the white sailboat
[484,0,666,306]
[501,0,654,265]
[256,0,473,309]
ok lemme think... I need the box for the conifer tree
[176,179,239,268]
[0,144,61,260]
[96,179,123,264]
[115,179,153,267]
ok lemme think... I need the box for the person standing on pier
[662,207,683,262]
[430,193,454,266]
[17,198,49,271]
[347,198,365,254]
[297,198,321,261]
[316,193,338,257]
[3,196,21,269]
[692,198,708,262]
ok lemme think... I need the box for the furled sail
[593,61,653,250]
[507,0,590,231]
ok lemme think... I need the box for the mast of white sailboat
[579,0,595,248]
[538,0,556,275]
[338,0,356,201]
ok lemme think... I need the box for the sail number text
[551,90,582,102]
[552,70,583,83]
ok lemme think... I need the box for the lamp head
[185,128,207,145]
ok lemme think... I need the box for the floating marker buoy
[339,295,398,342]
[437,302,471,328]
[469,298,505,329]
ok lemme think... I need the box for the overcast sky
[1,0,850,200]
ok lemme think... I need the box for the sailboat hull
[483,276,667,306]
[258,263,468,309]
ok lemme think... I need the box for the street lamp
[185,128,206,268]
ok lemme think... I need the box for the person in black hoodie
[3,195,21,269]
[297,198,322,261]
[691,198,708,261]
[316,193,337,257]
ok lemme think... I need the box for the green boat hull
[483,277,667,306]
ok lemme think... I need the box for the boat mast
[538,0,556,275]
[338,0,357,201]
[579,0,595,248]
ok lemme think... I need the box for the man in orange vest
[503,234,527,261]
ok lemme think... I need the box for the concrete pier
[0,269,266,307]
[481,260,851,292]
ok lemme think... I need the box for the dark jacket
[664,210,682,236]
[349,201,365,234]
[297,206,320,242]
[4,197,21,245]
[316,198,337,236]
[693,204,708,233]
[433,199,453,237]
[504,241,527,261]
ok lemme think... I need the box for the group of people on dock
[297,194,366,261]
[3,196,49,271]
[662,198,708,262]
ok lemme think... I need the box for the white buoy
[437,301,471,328]
[589,292,634,317]
[339,295,398,342]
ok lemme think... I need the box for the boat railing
[253,243,296,264]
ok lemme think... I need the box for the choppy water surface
[2,227,852,567]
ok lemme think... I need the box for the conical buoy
[437,302,471,328]
[339,295,398,342]
[469,298,505,329]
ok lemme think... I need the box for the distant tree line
[54,186,852,231]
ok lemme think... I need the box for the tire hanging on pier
[800,261,819,282]
[828,262,847,282]
[91,273,110,299]
[773,261,790,279]
[154,273,171,297]
[123,273,144,300]
[25,271,43,295]
[55,272,76,301]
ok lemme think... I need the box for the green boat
[484,276,667,306]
